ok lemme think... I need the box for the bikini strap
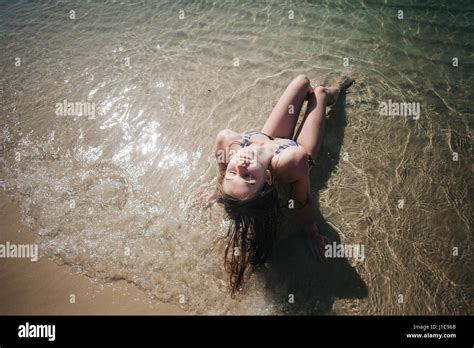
[240,131,273,147]
[240,132,252,147]
[274,139,298,155]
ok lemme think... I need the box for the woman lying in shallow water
[196,74,354,296]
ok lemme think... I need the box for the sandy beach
[0,191,185,315]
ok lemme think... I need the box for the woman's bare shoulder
[273,146,309,183]
[215,129,241,149]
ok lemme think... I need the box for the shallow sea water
[0,0,472,314]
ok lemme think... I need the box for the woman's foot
[315,76,354,106]
[314,86,339,106]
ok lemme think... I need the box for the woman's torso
[226,129,309,183]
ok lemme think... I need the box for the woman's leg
[295,87,338,159]
[261,74,311,138]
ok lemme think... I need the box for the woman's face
[222,147,271,201]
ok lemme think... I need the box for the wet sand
[0,191,185,315]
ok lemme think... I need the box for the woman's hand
[307,222,330,262]
[191,190,217,208]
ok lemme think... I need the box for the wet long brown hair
[217,179,281,297]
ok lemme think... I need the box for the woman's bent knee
[293,74,310,88]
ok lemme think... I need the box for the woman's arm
[286,150,329,261]
[213,129,235,193]
[192,129,236,207]
[292,177,329,261]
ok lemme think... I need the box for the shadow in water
[258,92,368,314]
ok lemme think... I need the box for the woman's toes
[315,86,339,105]
[314,86,327,96]
[326,86,339,96]
[326,87,340,106]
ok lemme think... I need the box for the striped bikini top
[240,130,299,155]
